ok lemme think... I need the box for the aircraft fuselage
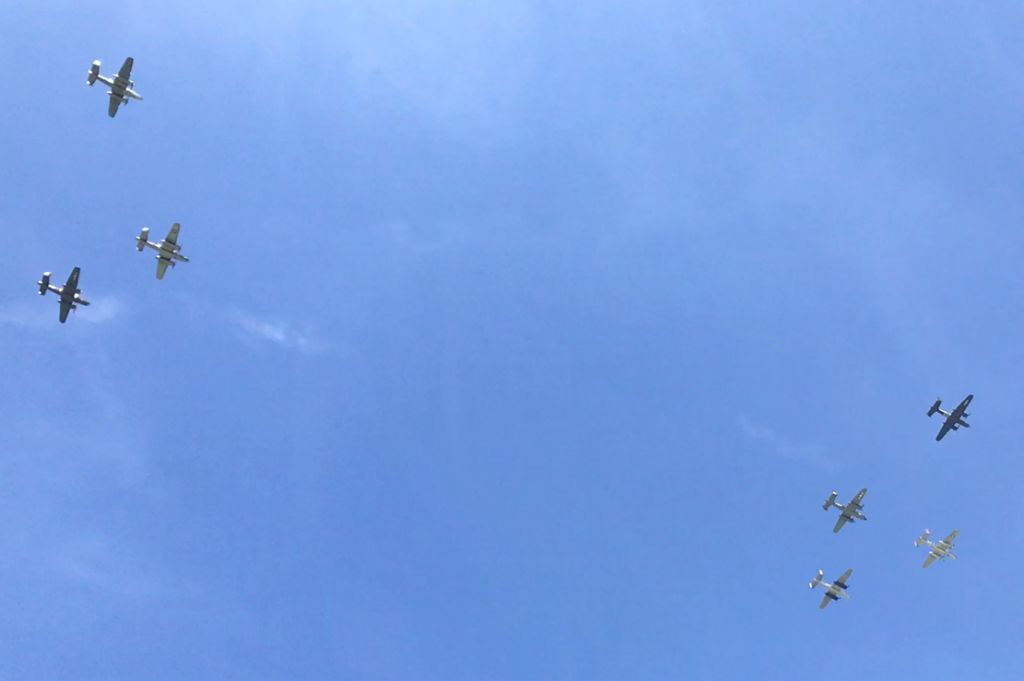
[817,582,849,599]
[100,74,142,104]
[143,239,189,262]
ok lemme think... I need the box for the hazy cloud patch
[52,534,161,599]
[231,310,328,355]
[0,295,121,328]
[736,415,839,472]
[78,296,123,324]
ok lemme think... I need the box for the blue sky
[2,2,1023,679]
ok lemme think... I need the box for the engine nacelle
[37,272,51,295]
[137,227,150,251]
[87,60,100,86]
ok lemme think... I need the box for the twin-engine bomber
[915,529,958,568]
[927,394,972,441]
[822,488,867,534]
[809,569,852,609]
[137,222,189,279]
[88,57,142,118]
[38,267,89,323]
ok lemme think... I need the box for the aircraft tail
[87,60,100,86]
[822,491,838,511]
[927,399,942,417]
[809,569,824,589]
[136,227,150,252]
[915,529,930,548]
[37,272,51,295]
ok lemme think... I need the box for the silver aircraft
[927,394,973,441]
[87,57,142,117]
[809,568,852,609]
[915,529,958,568]
[822,488,867,533]
[136,223,189,279]
[38,267,90,323]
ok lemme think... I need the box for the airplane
[927,394,973,441]
[38,267,90,323]
[136,223,189,279]
[809,568,852,609]
[822,488,867,533]
[915,529,958,568]
[87,57,142,117]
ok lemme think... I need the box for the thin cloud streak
[736,414,840,473]
[230,310,328,355]
[79,296,123,324]
[52,534,162,599]
[0,295,122,328]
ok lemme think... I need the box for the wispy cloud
[231,310,328,355]
[736,415,839,472]
[79,296,123,324]
[52,534,161,599]
[0,295,121,328]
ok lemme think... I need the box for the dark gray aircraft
[38,267,90,323]
[927,394,972,441]
[87,57,142,117]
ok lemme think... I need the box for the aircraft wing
[832,514,850,534]
[108,93,121,118]
[847,488,867,509]
[64,267,80,291]
[163,222,181,247]
[938,529,959,548]
[58,298,72,323]
[923,551,938,568]
[117,57,134,79]
[819,593,834,609]
[155,258,169,280]
[935,418,954,442]
[834,569,852,587]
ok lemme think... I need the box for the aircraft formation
[811,394,969,609]
[39,58,187,323]
[41,56,972,612]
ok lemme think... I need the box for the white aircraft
[136,223,189,279]
[809,568,852,609]
[915,529,958,568]
[822,488,867,533]
[38,267,90,323]
[87,57,142,117]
